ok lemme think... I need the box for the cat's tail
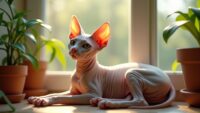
[129,85,176,109]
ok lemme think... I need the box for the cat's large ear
[91,22,110,48]
[69,16,84,39]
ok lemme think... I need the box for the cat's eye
[70,40,76,46]
[82,43,91,49]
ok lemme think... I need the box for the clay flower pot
[0,65,27,103]
[177,48,200,107]
[24,61,48,98]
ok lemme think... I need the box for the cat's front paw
[28,96,54,107]
[98,99,113,109]
[90,97,103,106]
[27,96,39,104]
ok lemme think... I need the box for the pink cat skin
[28,16,175,109]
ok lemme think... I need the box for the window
[24,0,187,91]
[26,0,197,72]
[157,0,198,70]
[46,0,130,71]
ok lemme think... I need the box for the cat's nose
[70,48,77,54]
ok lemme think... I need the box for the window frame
[25,0,185,92]
[129,0,157,65]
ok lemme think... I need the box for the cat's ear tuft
[69,16,81,39]
[91,22,110,48]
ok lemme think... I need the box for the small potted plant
[24,31,66,98]
[0,0,43,103]
[163,6,200,106]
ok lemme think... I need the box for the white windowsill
[45,71,185,92]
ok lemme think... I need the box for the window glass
[46,0,130,70]
[157,0,197,70]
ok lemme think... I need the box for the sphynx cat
[28,16,175,109]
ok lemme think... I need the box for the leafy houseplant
[163,6,200,106]
[24,31,67,98]
[0,0,51,103]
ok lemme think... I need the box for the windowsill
[1,101,200,113]
[45,71,73,92]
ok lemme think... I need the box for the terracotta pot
[23,61,48,98]
[180,89,200,107]
[177,48,200,92]
[24,61,47,89]
[0,65,27,103]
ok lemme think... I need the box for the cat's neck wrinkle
[76,56,97,75]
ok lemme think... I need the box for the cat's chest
[72,74,95,93]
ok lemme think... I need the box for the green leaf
[24,32,37,44]
[26,19,42,28]
[26,19,51,31]
[48,46,56,62]
[41,23,52,31]
[0,90,15,112]
[54,46,67,69]
[0,12,3,21]
[190,7,200,21]
[171,60,180,72]
[183,21,200,45]
[0,34,9,44]
[50,39,66,49]
[12,43,26,53]
[163,20,189,43]
[21,17,27,24]
[45,38,67,69]
[22,53,39,68]
[174,11,191,23]
[14,12,26,19]
[167,11,190,21]
[176,15,187,21]
[195,17,200,31]
[7,0,14,5]
[0,18,7,27]
[188,7,195,18]
[30,28,40,39]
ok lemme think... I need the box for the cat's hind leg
[97,69,149,109]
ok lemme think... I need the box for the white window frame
[130,0,157,65]
[25,0,185,92]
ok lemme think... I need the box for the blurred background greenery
[46,0,130,70]
[46,0,198,71]
[157,0,198,70]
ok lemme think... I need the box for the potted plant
[0,0,43,103]
[163,6,200,106]
[24,31,66,98]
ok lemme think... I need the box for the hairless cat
[28,16,175,109]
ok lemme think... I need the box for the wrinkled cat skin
[28,16,175,109]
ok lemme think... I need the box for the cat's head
[68,16,110,60]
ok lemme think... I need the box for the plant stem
[0,8,12,20]
[13,52,19,65]
[6,0,14,19]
